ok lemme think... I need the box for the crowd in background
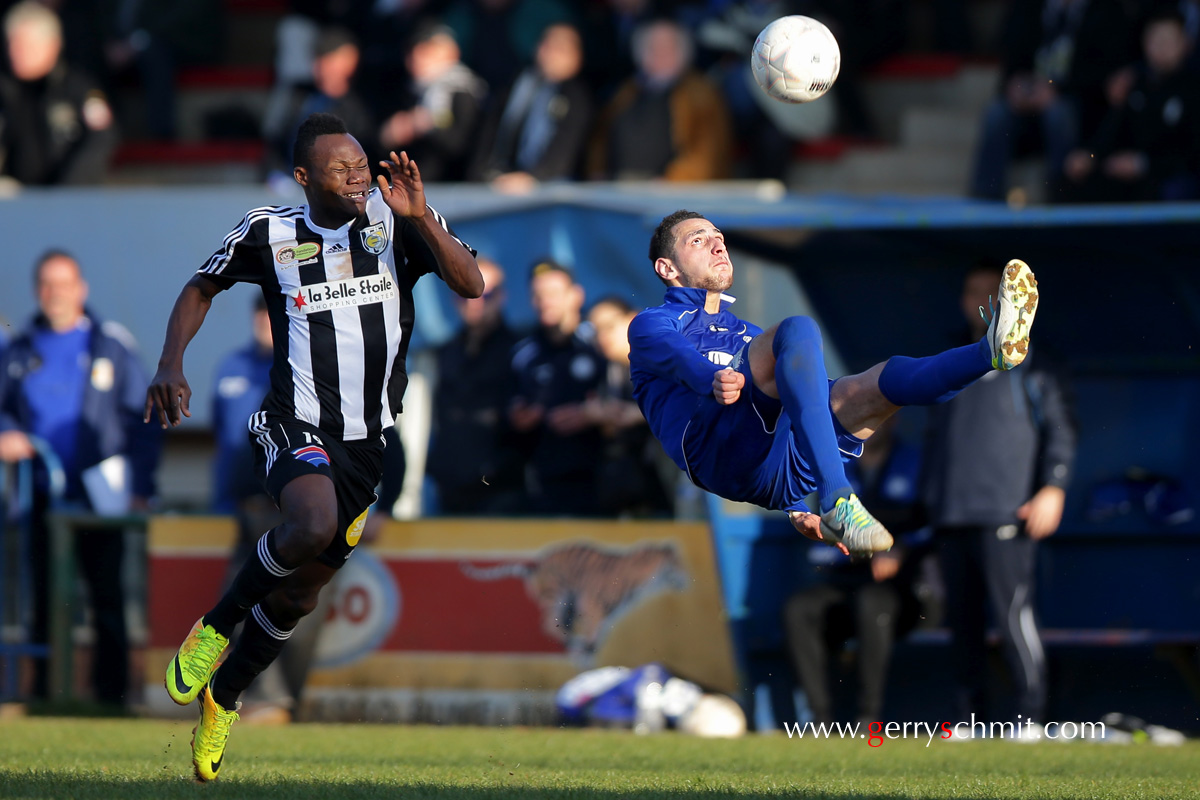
[2,0,1198,200]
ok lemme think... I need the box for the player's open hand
[712,368,744,405]
[378,150,426,218]
[144,366,192,429]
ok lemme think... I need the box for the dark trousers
[30,494,129,705]
[783,575,901,724]
[937,526,1046,722]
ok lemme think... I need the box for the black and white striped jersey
[198,188,475,441]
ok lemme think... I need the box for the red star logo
[292,291,307,311]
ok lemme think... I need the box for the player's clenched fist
[712,368,744,405]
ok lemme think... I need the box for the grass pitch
[0,717,1195,799]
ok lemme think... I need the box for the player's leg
[747,316,852,513]
[747,318,892,554]
[831,258,1038,438]
[208,559,337,712]
[166,419,341,707]
[191,560,338,782]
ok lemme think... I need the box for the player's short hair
[590,295,635,316]
[529,258,575,283]
[32,248,79,283]
[649,209,706,275]
[315,26,357,58]
[293,112,349,170]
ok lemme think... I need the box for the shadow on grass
[0,773,1148,800]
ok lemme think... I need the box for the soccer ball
[751,15,841,104]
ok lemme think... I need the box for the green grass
[0,718,1196,799]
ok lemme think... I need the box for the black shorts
[247,413,385,568]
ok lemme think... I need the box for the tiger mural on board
[460,541,688,661]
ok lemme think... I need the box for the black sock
[210,603,294,710]
[205,528,295,638]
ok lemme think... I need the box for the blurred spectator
[211,295,273,519]
[102,0,223,140]
[0,250,159,707]
[426,258,524,514]
[468,22,593,190]
[351,0,438,120]
[441,0,576,92]
[261,0,363,143]
[584,296,674,517]
[0,1,116,186]
[379,21,487,182]
[509,259,606,515]
[968,0,1138,202]
[921,263,1077,733]
[263,27,379,188]
[783,415,933,725]
[578,0,656,102]
[1064,7,1200,201]
[588,18,732,181]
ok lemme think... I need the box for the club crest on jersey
[360,222,388,255]
[293,445,330,467]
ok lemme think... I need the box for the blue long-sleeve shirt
[0,310,160,502]
[628,287,763,472]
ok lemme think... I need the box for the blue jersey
[628,287,762,470]
[629,287,861,513]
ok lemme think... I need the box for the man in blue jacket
[0,249,159,706]
[628,210,1039,556]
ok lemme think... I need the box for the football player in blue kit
[628,210,1039,556]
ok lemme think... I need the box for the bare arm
[378,150,483,298]
[143,274,225,428]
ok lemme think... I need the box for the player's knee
[271,584,323,625]
[772,316,822,357]
[280,505,338,559]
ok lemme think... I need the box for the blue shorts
[678,345,863,513]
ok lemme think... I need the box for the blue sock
[877,337,992,407]
[772,317,853,513]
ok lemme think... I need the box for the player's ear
[293,165,309,187]
[654,257,677,283]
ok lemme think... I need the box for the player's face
[531,270,583,330]
[588,302,633,363]
[664,219,733,292]
[297,133,371,221]
[961,270,998,334]
[36,255,87,331]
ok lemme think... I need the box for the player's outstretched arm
[377,150,483,298]
[144,274,225,429]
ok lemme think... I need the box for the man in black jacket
[427,258,524,514]
[468,22,593,191]
[0,1,116,185]
[922,263,1077,737]
[1064,7,1200,201]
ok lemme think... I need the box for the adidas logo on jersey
[325,242,348,255]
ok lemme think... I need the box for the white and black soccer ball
[750,15,841,104]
